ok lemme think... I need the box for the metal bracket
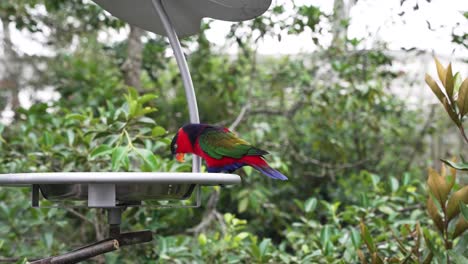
[88,184,116,208]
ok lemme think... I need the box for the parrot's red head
[170,124,207,162]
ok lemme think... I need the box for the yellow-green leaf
[434,57,446,86]
[427,196,444,233]
[445,63,454,100]
[446,186,468,221]
[152,126,167,137]
[425,74,445,104]
[198,233,207,246]
[452,216,468,239]
[457,78,468,116]
[454,72,462,93]
[238,197,248,213]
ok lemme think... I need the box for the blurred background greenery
[0,0,467,263]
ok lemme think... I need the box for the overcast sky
[7,0,467,59]
[206,0,468,58]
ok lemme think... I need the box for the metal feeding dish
[0,172,241,207]
[93,0,272,37]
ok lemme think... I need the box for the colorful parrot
[170,124,288,180]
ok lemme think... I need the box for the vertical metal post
[108,208,122,238]
[32,184,39,207]
[151,0,201,173]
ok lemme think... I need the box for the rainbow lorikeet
[170,124,288,180]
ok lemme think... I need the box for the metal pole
[108,208,122,237]
[151,0,201,173]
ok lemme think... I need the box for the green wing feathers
[199,129,268,159]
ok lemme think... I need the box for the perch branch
[30,231,152,264]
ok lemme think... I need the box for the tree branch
[31,231,152,264]
[229,104,250,131]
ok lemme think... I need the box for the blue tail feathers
[254,166,288,181]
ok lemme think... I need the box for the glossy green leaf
[461,202,468,221]
[135,148,158,171]
[152,126,167,137]
[304,197,317,213]
[90,145,113,159]
[238,197,248,213]
[111,146,128,171]
[441,159,468,171]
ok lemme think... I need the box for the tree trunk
[122,25,145,90]
[331,0,356,50]
[0,16,21,112]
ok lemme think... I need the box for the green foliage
[0,1,462,263]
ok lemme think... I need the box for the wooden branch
[33,240,119,264]
[30,231,153,264]
[187,189,225,235]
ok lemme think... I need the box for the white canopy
[93,0,272,36]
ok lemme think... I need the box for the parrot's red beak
[176,153,185,162]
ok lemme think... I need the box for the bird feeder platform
[0,172,241,208]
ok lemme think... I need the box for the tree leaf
[152,126,167,137]
[238,197,248,213]
[452,216,467,240]
[320,225,330,247]
[434,57,446,86]
[65,113,86,121]
[446,186,468,221]
[425,74,445,104]
[441,159,468,171]
[111,146,128,171]
[258,238,271,257]
[138,94,158,104]
[198,233,207,246]
[137,117,156,125]
[427,168,450,206]
[461,202,468,221]
[453,72,462,93]
[304,197,317,213]
[390,177,399,192]
[135,148,159,171]
[351,228,361,249]
[457,78,468,116]
[442,97,461,126]
[90,145,113,159]
[445,63,454,100]
[427,196,444,233]
[448,249,468,263]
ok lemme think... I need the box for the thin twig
[459,126,468,145]
[229,104,251,131]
